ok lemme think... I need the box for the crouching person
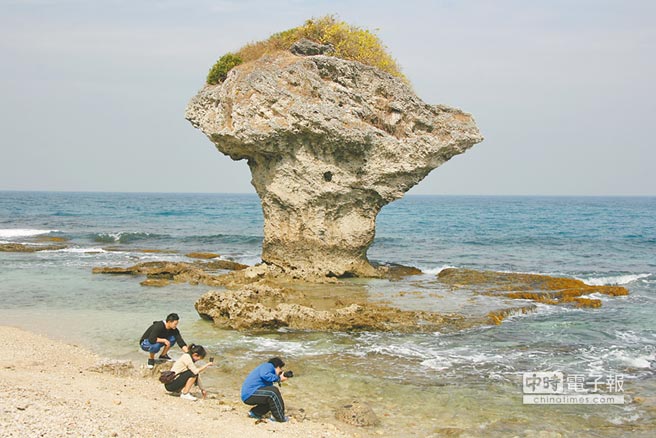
[241,357,289,422]
[164,344,213,401]
[140,313,189,368]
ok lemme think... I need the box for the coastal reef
[0,243,66,252]
[92,260,247,287]
[186,22,483,278]
[437,268,629,323]
[194,283,474,333]
[92,260,629,332]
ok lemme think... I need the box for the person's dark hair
[268,357,285,368]
[188,344,206,359]
[166,313,180,322]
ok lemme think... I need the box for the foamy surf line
[578,273,652,286]
[49,247,107,254]
[0,229,57,239]
[419,265,457,275]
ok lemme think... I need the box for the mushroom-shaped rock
[186,50,483,278]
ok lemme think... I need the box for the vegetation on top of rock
[206,15,406,85]
[206,53,243,85]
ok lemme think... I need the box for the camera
[283,370,294,378]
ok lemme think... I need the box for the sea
[1,191,654,437]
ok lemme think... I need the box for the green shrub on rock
[206,52,243,85]
[205,15,406,85]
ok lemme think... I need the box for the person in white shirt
[163,344,214,401]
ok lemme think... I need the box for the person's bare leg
[182,376,197,395]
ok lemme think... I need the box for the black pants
[244,385,285,420]
[164,369,197,393]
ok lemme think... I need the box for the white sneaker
[180,392,197,401]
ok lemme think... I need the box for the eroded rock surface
[0,243,66,252]
[193,268,630,332]
[92,260,248,287]
[194,283,473,332]
[438,268,628,309]
[186,49,483,278]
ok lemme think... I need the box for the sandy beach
[0,325,352,438]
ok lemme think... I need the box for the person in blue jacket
[241,357,289,422]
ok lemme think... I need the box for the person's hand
[163,339,171,347]
[280,374,288,382]
[201,389,207,399]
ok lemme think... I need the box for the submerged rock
[186,48,483,278]
[185,252,220,259]
[92,260,248,287]
[0,243,66,252]
[438,268,628,312]
[335,402,379,427]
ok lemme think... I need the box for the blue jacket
[241,362,280,401]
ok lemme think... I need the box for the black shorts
[164,369,197,392]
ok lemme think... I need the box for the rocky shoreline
[92,260,629,333]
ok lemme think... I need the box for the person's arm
[197,375,207,398]
[148,322,170,347]
[183,354,213,375]
[174,329,188,352]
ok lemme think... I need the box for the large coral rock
[186,50,483,277]
[194,284,472,332]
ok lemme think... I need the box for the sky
[0,0,654,195]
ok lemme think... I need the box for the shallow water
[1,192,654,436]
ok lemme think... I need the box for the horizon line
[0,189,654,198]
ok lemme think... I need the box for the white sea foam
[578,273,651,286]
[0,229,56,239]
[608,350,655,369]
[420,357,453,371]
[236,336,344,357]
[368,343,434,359]
[421,265,457,275]
[51,247,107,254]
[608,413,641,426]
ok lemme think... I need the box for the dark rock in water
[0,243,66,252]
[335,402,379,426]
[186,252,220,259]
[290,38,334,56]
[186,49,483,279]
[438,268,628,314]
[203,259,249,271]
[140,278,170,287]
[92,260,249,287]
[35,236,69,243]
[375,263,423,279]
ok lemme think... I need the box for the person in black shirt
[140,313,189,368]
